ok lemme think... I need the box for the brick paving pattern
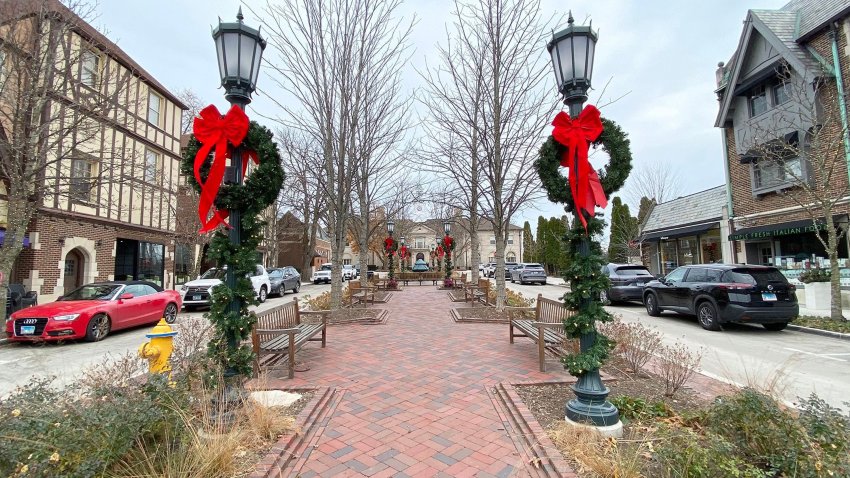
[261,286,573,477]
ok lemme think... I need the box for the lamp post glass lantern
[443,220,451,235]
[387,220,395,235]
[547,14,621,434]
[212,8,266,378]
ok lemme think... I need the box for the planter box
[804,282,831,311]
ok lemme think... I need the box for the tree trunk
[0,195,32,321]
[494,234,507,310]
[825,215,843,321]
[359,210,369,287]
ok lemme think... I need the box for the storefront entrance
[114,239,165,286]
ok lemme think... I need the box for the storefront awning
[0,230,30,247]
[643,222,719,241]
[728,218,835,241]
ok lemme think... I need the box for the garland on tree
[385,237,398,283]
[181,120,285,377]
[441,234,455,285]
[535,114,632,376]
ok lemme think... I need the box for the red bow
[192,104,250,233]
[551,105,607,231]
[443,235,453,250]
[436,245,444,258]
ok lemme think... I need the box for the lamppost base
[565,415,623,438]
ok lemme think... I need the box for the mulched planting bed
[515,355,711,430]
[448,290,467,302]
[453,306,509,323]
[324,308,388,325]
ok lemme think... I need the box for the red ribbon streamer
[192,104,250,233]
[551,105,608,232]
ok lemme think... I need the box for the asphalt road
[0,282,331,397]
[502,277,850,409]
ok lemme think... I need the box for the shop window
[661,240,678,275]
[749,85,767,117]
[114,239,164,286]
[677,237,697,266]
[700,233,721,263]
[175,243,192,285]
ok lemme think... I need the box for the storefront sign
[729,222,827,241]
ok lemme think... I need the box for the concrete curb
[788,324,850,341]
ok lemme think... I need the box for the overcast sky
[97,0,788,231]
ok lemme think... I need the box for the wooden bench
[397,271,441,285]
[251,298,328,378]
[465,278,490,305]
[450,272,468,289]
[508,294,574,372]
[348,281,376,306]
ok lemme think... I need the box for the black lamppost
[213,8,266,370]
[386,220,395,280]
[547,13,621,434]
[443,220,452,280]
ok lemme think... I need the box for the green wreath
[181,121,285,377]
[534,115,633,376]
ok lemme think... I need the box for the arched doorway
[416,252,425,261]
[64,248,85,292]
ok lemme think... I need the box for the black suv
[642,264,798,331]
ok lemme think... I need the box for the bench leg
[538,325,546,373]
[288,334,296,379]
[509,322,514,344]
[321,327,326,347]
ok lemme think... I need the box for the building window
[416,238,424,249]
[70,155,95,202]
[753,156,802,192]
[144,149,160,182]
[148,91,163,127]
[343,259,351,265]
[773,82,790,106]
[749,85,767,117]
[506,254,516,262]
[81,48,100,88]
[175,243,192,285]
[508,236,514,244]
[490,236,496,245]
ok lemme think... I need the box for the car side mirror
[119,293,134,300]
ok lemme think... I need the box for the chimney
[715,61,726,88]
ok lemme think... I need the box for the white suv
[180,264,271,311]
[312,264,332,284]
[342,264,356,281]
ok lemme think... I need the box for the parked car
[268,266,301,296]
[601,263,655,304]
[6,284,37,315]
[180,264,271,310]
[484,262,497,277]
[641,264,798,331]
[510,263,547,284]
[5,281,182,342]
[342,264,357,281]
[503,262,519,278]
[312,264,332,284]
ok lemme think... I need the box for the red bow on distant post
[551,105,607,232]
[192,104,250,233]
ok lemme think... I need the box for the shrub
[609,395,671,422]
[799,268,831,283]
[657,340,704,397]
[487,288,534,307]
[652,425,770,478]
[602,319,663,374]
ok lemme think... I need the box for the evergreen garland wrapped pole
[536,106,632,432]
[441,234,455,287]
[182,121,284,378]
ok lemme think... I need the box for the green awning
[729,219,828,241]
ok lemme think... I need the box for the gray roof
[782,0,850,41]
[750,9,821,73]
[642,186,726,233]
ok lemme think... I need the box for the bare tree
[473,0,555,309]
[741,69,847,321]
[0,0,141,318]
[176,88,205,135]
[418,0,488,282]
[257,0,414,307]
[277,129,326,281]
[624,159,684,207]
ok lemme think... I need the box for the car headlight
[53,313,80,322]
[180,285,188,292]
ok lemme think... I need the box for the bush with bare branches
[601,319,663,375]
[657,341,705,397]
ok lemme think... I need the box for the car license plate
[20,325,35,335]
[761,292,777,301]
[192,295,201,301]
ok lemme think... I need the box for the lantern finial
[237,6,244,22]
[567,11,574,26]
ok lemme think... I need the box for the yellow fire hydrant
[138,319,178,377]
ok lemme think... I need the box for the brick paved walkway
[261,287,573,477]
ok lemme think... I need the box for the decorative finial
[568,10,574,26]
[237,6,244,22]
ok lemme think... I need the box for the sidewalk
[257,286,574,477]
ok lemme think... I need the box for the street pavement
[0,282,331,397]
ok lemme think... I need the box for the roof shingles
[642,186,727,234]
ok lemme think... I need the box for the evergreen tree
[608,197,639,263]
[535,216,547,270]
[637,196,654,226]
[522,221,536,262]
[548,216,568,274]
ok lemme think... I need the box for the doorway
[63,249,84,292]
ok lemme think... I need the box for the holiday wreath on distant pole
[535,107,632,376]
[441,234,455,287]
[181,105,285,377]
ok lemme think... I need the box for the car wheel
[762,322,788,331]
[600,290,611,305]
[313,280,319,285]
[85,314,110,342]
[258,286,268,303]
[697,301,721,331]
[293,282,301,293]
[644,293,661,317]
[163,303,178,324]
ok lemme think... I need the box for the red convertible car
[5,281,181,342]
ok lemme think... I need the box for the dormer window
[749,85,767,117]
[773,82,790,105]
